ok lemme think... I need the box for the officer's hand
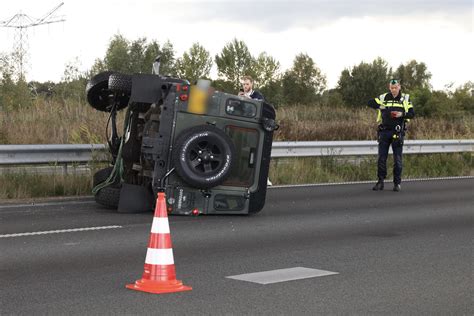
[390,111,402,119]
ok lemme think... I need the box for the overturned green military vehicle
[86,60,277,215]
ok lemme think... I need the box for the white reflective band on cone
[150,218,170,234]
[145,248,175,265]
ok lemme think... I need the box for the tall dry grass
[0,98,124,144]
[0,99,472,144]
[274,104,473,141]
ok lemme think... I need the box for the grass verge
[0,153,471,200]
[269,153,473,185]
[0,171,92,199]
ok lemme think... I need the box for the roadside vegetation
[1,153,471,199]
[269,153,473,186]
[1,99,472,145]
[0,172,92,199]
[0,34,472,199]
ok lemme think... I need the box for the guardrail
[0,140,472,166]
[0,144,109,165]
[271,140,474,158]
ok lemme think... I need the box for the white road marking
[0,200,95,210]
[0,225,122,238]
[271,176,474,189]
[227,267,339,284]
[63,242,81,246]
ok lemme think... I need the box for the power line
[1,2,65,80]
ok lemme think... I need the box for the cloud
[1,0,471,89]
[177,0,473,32]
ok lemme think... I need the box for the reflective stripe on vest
[402,94,412,122]
[377,93,411,123]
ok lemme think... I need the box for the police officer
[368,79,415,192]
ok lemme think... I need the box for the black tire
[109,73,132,94]
[86,71,129,112]
[95,186,120,209]
[93,167,121,209]
[93,167,116,187]
[173,125,235,189]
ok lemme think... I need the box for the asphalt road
[1,178,473,315]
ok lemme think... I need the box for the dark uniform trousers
[377,129,403,184]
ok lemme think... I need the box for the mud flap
[117,183,154,213]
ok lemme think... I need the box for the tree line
[1,34,472,117]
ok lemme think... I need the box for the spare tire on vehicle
[86,71,129,112]
[173,125,235,189]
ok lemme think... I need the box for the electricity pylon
[1,2,65,80]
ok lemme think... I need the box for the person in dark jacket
[238,75,265,101]
[368,79,415,192]
[239,75,271,185]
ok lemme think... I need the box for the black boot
[372,179,384,191]
[393,184,401,192]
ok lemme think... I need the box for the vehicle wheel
[108,73,132,94]
[95,186,120,209]
[108,73,132,111]
[173,125,235,189]
[93,167,121,209]
[86,71,129,112]
[93,167,116,186]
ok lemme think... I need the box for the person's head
[241,76,254,93]
[389,79,401,96]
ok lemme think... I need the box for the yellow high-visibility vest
[375,93,413,123]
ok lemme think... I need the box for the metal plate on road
[226,267,338,284]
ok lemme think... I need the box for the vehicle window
[208,93,220,111]
[224,126,258,186]
[214,195,246,212]
[225,99,257,118]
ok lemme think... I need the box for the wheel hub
[190,143,222,174]
[200,151,211,162]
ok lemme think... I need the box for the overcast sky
[0,0,472,90]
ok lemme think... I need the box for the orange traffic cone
[126,191,192,294]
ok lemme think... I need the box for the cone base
[126,278,192,294]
